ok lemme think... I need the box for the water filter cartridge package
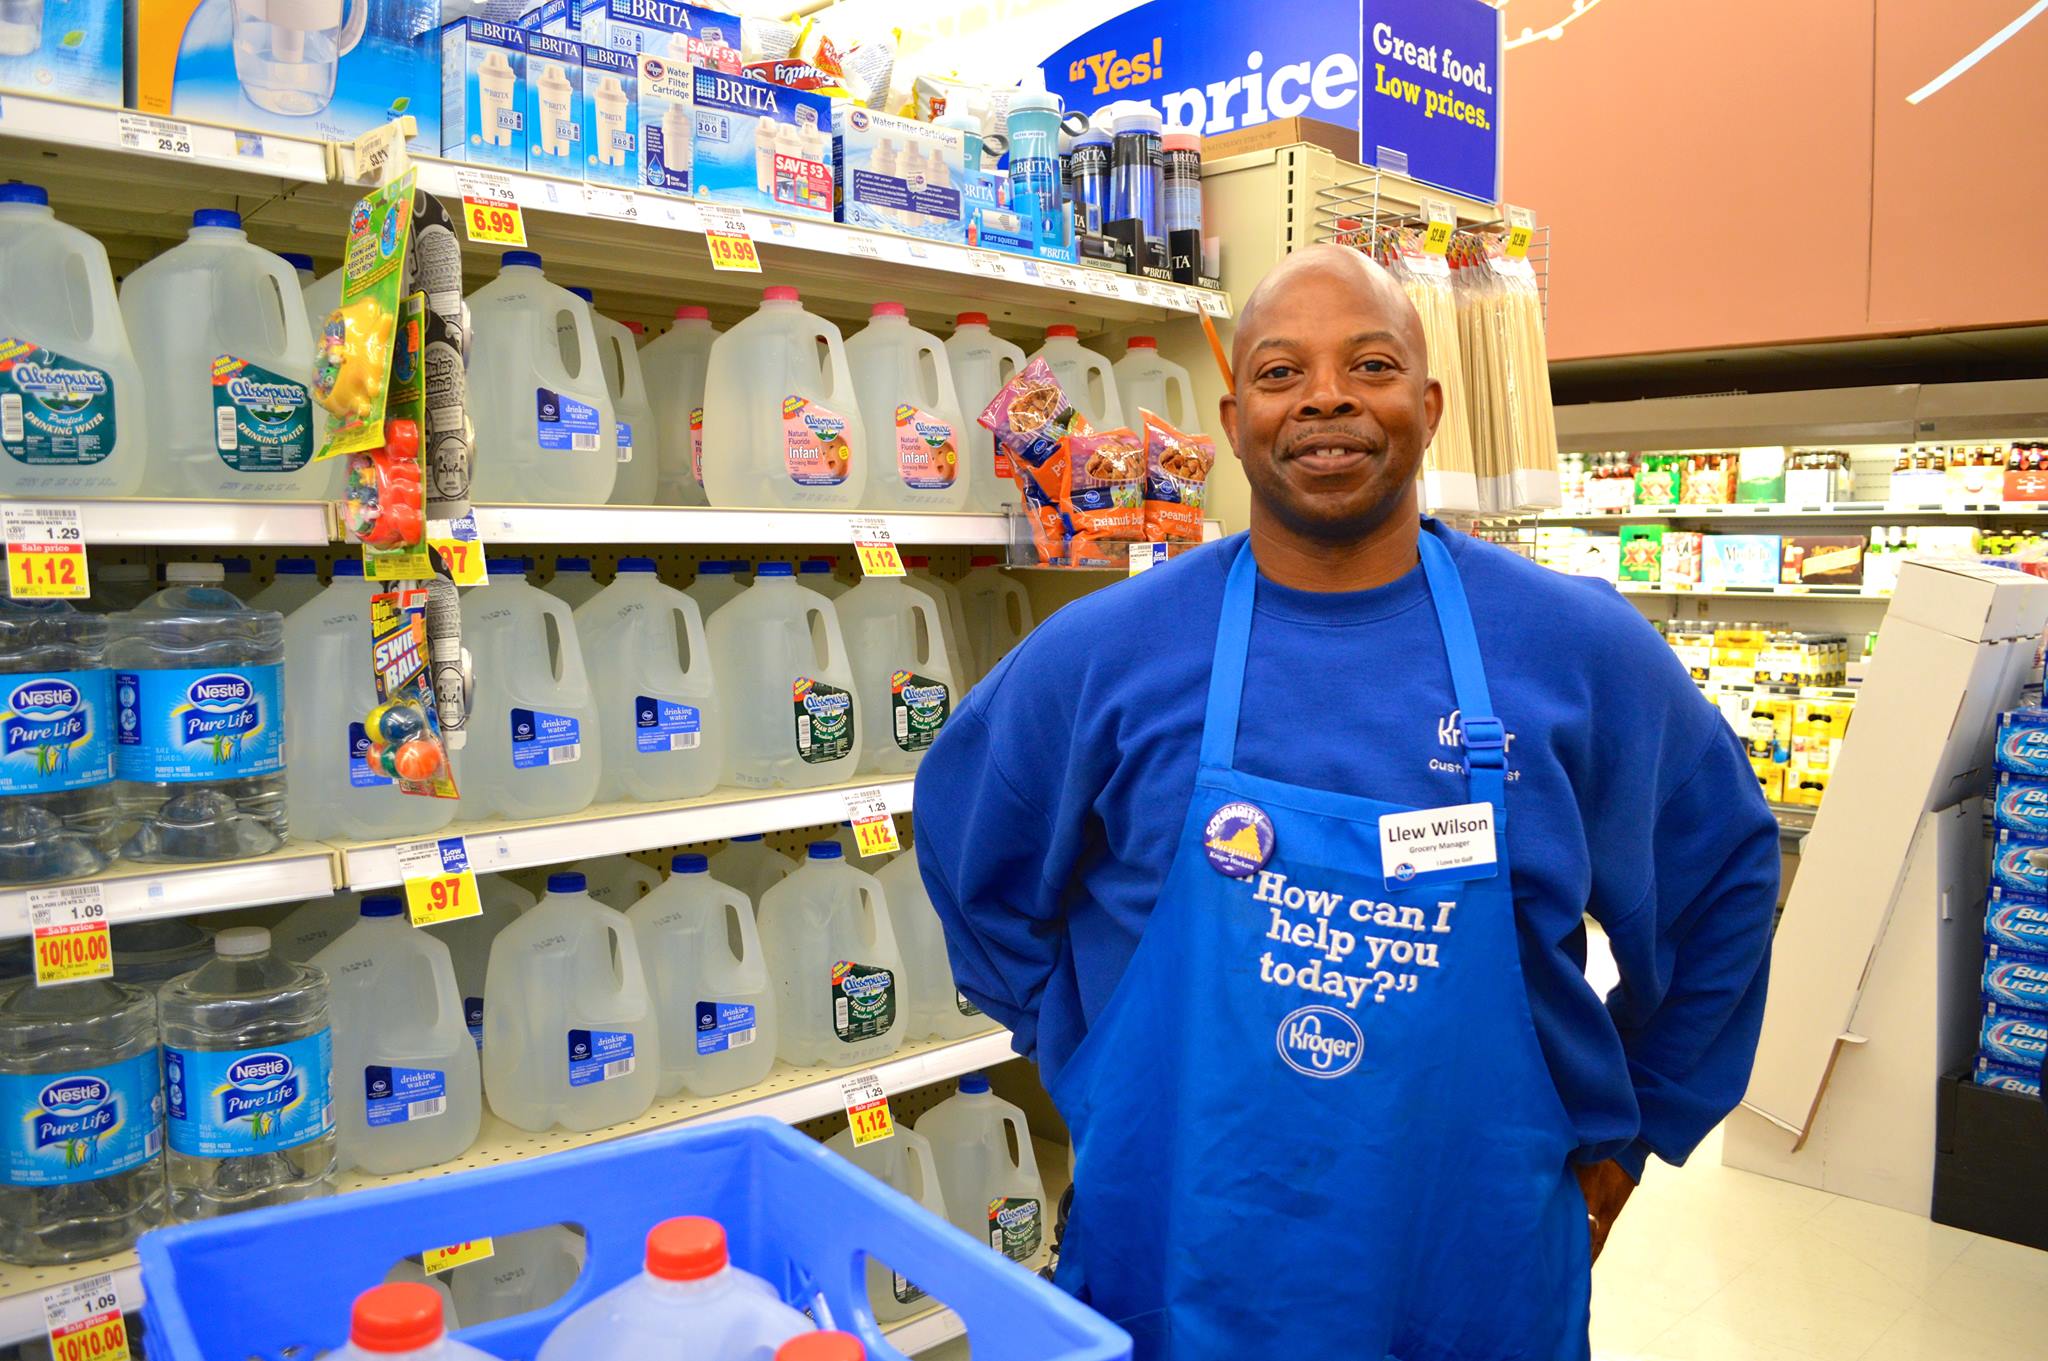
[1162,129,1204,283]
[526,33,583,167]
[582,44,639,189]
[441,20,527,170]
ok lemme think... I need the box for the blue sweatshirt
[914,527,1779,1180]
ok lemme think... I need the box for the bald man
[913,246,1779,1361]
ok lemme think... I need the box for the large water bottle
[845,302,974,513]
[834,575,960,777]
[110,563,287,863]
[568,288,661,506]
[824,1122,948,1322]
[944,312,1025,513]
[0,183,145,497]
[447,1223,586,1328]
[573,854,661,911]
[1029,325,1122,429]
[331,1282,497,1361]
[639,305,718,506]
[541,556,603,609]
[799,558,849,598]
[481,871,658,1133]
[430,873,534,1052]
[874,845,986,1042]
[110,919,213,988]
[247,557,323,616]
[916,1073,1051,1271]
[311,897,482,1175]
[628,853,775,1098]
[159,925,336,1220]
[285,559,454,843]
[708,834,795,911]
[960,558,1034,679]
[684,559,744,621]
[456,561,602,822]
[534,1217,808,1361]
[699,286,867,509]
[1111,335,1200,433]
[272,890,364,963]
[0,599,116,884]
[574,558,722,803]
[467,252,618,505]
[706,563,863,789]
[907,558,980,691]
[758,842,903,1068]
[119,209,336,500]
[0,976,163,1264]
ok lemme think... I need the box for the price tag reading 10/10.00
[841,1070,895,1147]
[395,836,482,928]
[29,883,112,987]
[42,1272,131,1361]
[5,503,89,600]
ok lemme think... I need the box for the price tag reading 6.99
[462,196,527,248]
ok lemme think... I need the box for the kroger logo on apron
[1275,1004,1363,1079]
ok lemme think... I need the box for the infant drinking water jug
[845,302,974,513]
[640,305,718,506]
[231,0,367,118]
[467,252,618,505]
[758,842,904,1068]
[1112,335,1199,433]
[945,312,1025,513]
[699,286,867,509]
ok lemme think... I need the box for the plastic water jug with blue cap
[574,557,722,803]
[1112,335,1200,434]
[248,556,321,615]
[917,1072,1052,1271]
[945,312,1025,513]
[685,559,745,621]
[699,286,867,509]
[456,560,602,822]
[330,1281,494,1361]
[573,853,660,910]
[467,252,618,505]
[428,873,534,1053]
[1029,323,1122,429]
[311,896,481,1175]
[0,598,118,884]
[272,890,363,962]
[639,304,718,506]
[825,1120,949,1322]
[961,556,1034,680]
[120,209,335,500]
[709,833,796,910]
[0,183,145,497]
[845,302,975,512]
[875,844,986,1042]
[834,573,960,776]
[758,841,904,1068]
[542,555,602,609]
[629,853,776,1098]
[481,871,658,1133]
[706,563,863,789]
[567,288,661,506]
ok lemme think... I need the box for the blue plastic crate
[136,1116,1127,1361]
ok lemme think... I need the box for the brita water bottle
[640,305,718,506]
[0,976,163,1264]
[1005,75,1064,254]
[684,559,744,621]
[1030,325,1122,428]
[1069,126,1111,239]
[708,834,795,910]
[1108,103,1166,273]
[758,842,903,1068]
[535,1217,808,1361]
[875,845,985,1042]
[467,252,618,505]
[110,563,288,863]
[159,925,336,1220]
[431,873,534,1052]
[0,183,145,497]
[1112,336,1200,433]
[944,313,1025,514]
[119,210,335,500]
[542,556,603,609]
[706,563,863,789]
[285,558,454,843]
[824,1122,947,1322]
[456,561,602,822]
[568,288,661,506]
[311,897,482,1176]
[699,286,867,509]
[835,575,959,777]
[628,853,776,1098]
[574,558,722,803]
[960,557,1034,678]
[481,871,658,1133]
[248,557,322,616]
[0,600,116,884]
[917,1073,1051,1271]
[845,302,974,513]
[332,1281,496,1361]
[574,854,661,910]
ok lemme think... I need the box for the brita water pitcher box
[128,0,440,148]
[0,0,120,104]
[688,67,833,220]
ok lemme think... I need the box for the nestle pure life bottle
[845,302,973,512]
[573,558,722,802]
[456,561,602,822]
[758,842,904,1068]
[945,312,1025,513]
[834,575,959,776]
[917,1073,1051,1272]
[639,305,717,506]
[875,845,986,1041]
[311,898,482,1175]
[0,599,117,884]
[699,286,867,509]
[1112,335,1200,433]
[824,1123,948,1322]
[628,854,776,1098]
[119,209,336,500]
[0,183,145,496]
[1029,324,1122,428]
[467,252,617,505]
[568,288,661,506]
[481,872,658,1133]
[706,563,862,788]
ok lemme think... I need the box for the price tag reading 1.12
[29,883,111,987]
[5,503,88,600]
[42,1272,130,1361]
[840,1070,895,1147]
[843,786,901,857]
[462,196,527,247]
[848,517,904,577]
[395,836,482,928]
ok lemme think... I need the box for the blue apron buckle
[1462,715,1507,770]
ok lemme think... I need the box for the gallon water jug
[640,305,718,506]
[273,890,363,962]
[628,853,776,1098]
[0,183,145,496]
[382,1257,461,1333]
[120,210,335,500]
[960,558,1034,680]
[574,854,660,910]
[535,1216,807,1361]
[1111,335,1199,433]
[304,265,343,343]
[89,563,154,613]
[231,0,368,118]
[159,925,336,1220]
[448,1223,586,1328]
[709,834,795,911]
[481,871,658,1133]
[249,557,321,615]
[844,302,973,513]
[906,559,979,691]
[0,599,116,884]
[1029,324,1121,429]
[543,556,603,609]
[467,252,617,505]
[777,1334,864,1361]
[456,562,602,822]
[757,842,903,1068]
[699,286,867,509]
[311,897,482,1175]
[0,976,163,1264]
[331,1282,495,1361]
[874,846,985,1042]
[431,873,534,1051]
[110,563,287,863]
[283,253,316,291]
[834,575,959,777]
[574,558,722,803]
[944,312,1024,513]
[823,1123,947,1322]
[706,563,863,789]
[917,1073,1050,1271]
[567,290,661,506]
[685,559,745,621]
[110,918,213,988]
[285,559,455,843]
[799,559,850,598]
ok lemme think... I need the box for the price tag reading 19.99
[841,1070,895,1147]
[29,883,111,987]
[700,206,762,273]
[42,1272,130,1361]
[462,196,527,247]
[395,836,482,928]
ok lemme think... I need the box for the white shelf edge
[474,505,1013,548]
[0,847,336,940]
[0,93,330,184]
[1614,584,1891,601]
[884,1305,968,1355]
[1508,501,2048,524]
[74,499,335,547]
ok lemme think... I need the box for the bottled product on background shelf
[628,853,777,1099]
[574,853,661,910]
[800,558,848,596]
[568,288,662,506]
[543,556,602,609]
[160,925,336,1220]
[0,598,117,884]
[574,557,723,802]
[455,561,602,822]
[112,918,214,987]
[960,558,1034,679]
[835,573,960,776]
[824,1121,949,1322]
[946,312,1026,515]
[434,874,536,1052]
[273,891,366,962]
[447,1223,587,1329]
[909,557,981,691]
[709,833,797,910]
[1111,336,1199,435]
[642,305,720,507]
[685,559,746,621]
[467,251,618,505]
[845,301,974,513]
[758,842,904,1068]
[706,563,864,789]
[918,1072,1052,1272]
[1031,323,1122,429]
[876,844,987,1042]
[248,557,321,615]
[699,287,868,510]
[333,1282,495,1361]
[0,183,146,497]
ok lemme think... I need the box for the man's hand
[1575,1159,1637,1263]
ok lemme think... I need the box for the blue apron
[1050,525,1591,1361]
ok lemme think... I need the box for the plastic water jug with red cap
[1029,323,1121,428]
[639,304,719,505]
[1111,335,1200,433]
[944,311,1025,513]
[844,301,974,512]
[699,286,867,509]
[330,1282,496,1361]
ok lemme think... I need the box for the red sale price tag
[30,883,111,987]
[42,1273,130,1361]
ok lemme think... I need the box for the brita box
[687,67,833,220]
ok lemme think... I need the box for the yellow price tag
[841,1071,895,1148]
[29,884,111,987]
[42,1273,130,1361]
[429,513,488,587]
[421,1238,495,1275]
[396,836,483,928]
[5,504,88,600]
[852,815,901,857]
[849,517,904,577]
[462,196,527,247]
[701,205,762,273]
[1504,204,1535,260]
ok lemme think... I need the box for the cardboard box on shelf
[3,0,118,104]
[442,20,528,171]
[1203,116,1359,161]
[833,104,968,243]
[1738,447,1788,504]
[1703,535,1782,589]
[1782,535,1867,587]
[1662,531,1704,588]
[1618,525,1663,583]
[688,67,833,219]
[525,31,584,172]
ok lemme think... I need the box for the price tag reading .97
[462,196,527,247]
[395,836,482,928]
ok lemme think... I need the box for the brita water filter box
[1995,707,2048,776]
[833,104,966,243]
[1992,828,2048,897]
[687,67,832,220]
[635,51,688,195]
[524,29,581,170]
[0,0,121,104]
[441,18,526,171]
[128,0,440,148]
[1986,888,2048,955]
[575,0,738,70]
[580,41,636,188]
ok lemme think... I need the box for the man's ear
[1423,377,1444,442]
[1218,388,1239,459]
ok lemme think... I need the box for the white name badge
[1379,802,1499,888]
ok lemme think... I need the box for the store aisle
[1591,1126,2048,1360]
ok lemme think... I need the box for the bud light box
[581,44,638,188]
[1983,945,2048,1014]
[688,68,833,220]
[441,19,528,171]
[1979,1004,2048,1070]
[0,0,119,105]
[525,31,583,171]
[1993,828,2048,898]
[1994,772,2048,836]
[1996,707,2048,777]
[833,104,968,243]
[1986,887,2048,956]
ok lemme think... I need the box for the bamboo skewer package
[1452,230,1561,511]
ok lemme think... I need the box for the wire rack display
[1309,170,1552,328]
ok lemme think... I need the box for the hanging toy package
[367,584,458,799]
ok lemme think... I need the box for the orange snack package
[1141,411,1215,542]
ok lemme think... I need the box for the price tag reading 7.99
[462,196,527,248]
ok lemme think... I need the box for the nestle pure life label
[164,1031,333,1156]
[113,665,284,782]
[0,1054,161,1187]
[0,672,113,796]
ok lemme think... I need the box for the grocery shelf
[475,505,1014,548]
[0,844,336,941]
[0,92,331,185]
[0,1026,1017,1345]
[71,498,336,547]
[1506,501,2048,525]
[1615,583,1889,601]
